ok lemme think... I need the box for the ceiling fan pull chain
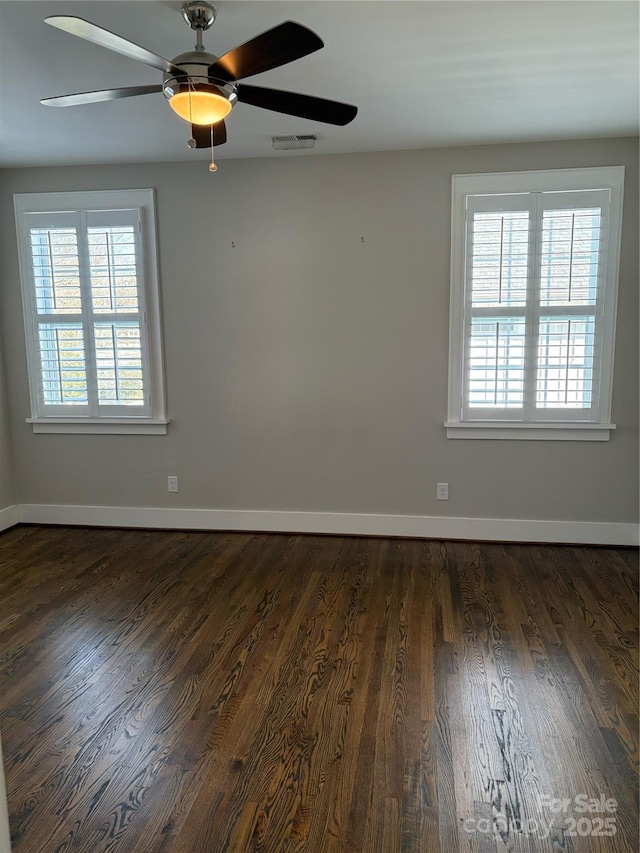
[209,125,218,172]
[187,83,197,148]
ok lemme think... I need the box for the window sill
[444,422,615,441]
[27,418,169,435]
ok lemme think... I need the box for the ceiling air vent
[272,134,317,150]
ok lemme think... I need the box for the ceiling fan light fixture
[163,76,237,125]
[169,90,231,125]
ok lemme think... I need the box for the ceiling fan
[41,1,358,164]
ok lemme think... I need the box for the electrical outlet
[167,475,179,493]
[437,482,449,501]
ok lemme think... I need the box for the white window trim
[447,166,625,441]
[14,189,168,435]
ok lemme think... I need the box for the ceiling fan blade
[237,85,358,126]
[41,85,162,108]
[191,121,227,148]
[209,21,323,82]
[44,16,184,75]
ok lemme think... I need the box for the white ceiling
[0,0,638,167]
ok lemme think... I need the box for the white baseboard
[15,503,639,547]
[0,505,18,533]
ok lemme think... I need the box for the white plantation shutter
[26,214,90,414]
[22,209,150,417]
[464,198,533,416]
[27,214,88,410]
[38,324,88,406]
[448,168,624,439]
[534,196,603,416]
[86,211,149,413]
[15,191,166,432]
[461,188,612,424]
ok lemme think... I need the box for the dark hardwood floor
[0,525,637,852]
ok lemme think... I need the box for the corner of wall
[0,316,17,523]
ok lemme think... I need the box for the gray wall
[0,137,638,523]
[0,325,14,511]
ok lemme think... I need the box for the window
[446,167,624,440]
[14,190,167,434]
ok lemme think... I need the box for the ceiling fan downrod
[181,2,216,52]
